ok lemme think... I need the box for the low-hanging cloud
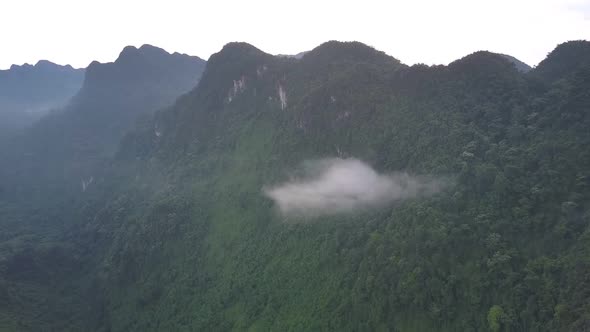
[264,158,445,217]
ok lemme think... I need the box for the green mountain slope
[0,45,206,207]
[1,40,590,331]
[533,40,590,83]
[0,45,206,331]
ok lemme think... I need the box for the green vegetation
[1,40,589,331]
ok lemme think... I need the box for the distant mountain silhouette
[0,44,206,203]
[499,54,532,72]
[0,60,84,133]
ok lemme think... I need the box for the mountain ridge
[532,40,590,82]
[1,39,589,331]
[0,44,206,208]
[0,60,84,134]
[102,39,590,331]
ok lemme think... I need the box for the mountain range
[0,61,84,134]
[0,40,589,331]
[0,44,206,207]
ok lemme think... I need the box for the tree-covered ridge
[533,40,590,83]
[1,40,589,331]
[0,44,206,208]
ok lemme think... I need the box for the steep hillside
[532,40,590,82]
[81,41,590,331]
[0,45,206,207]
[0,45,206,331]
[1,40,590,331]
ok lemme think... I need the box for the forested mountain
[533,40,590,83]
[0,44,206,207]
[0,61,84,134]
[1,40,589,331]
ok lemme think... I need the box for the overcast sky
[1,0,589,69]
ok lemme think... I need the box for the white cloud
[264,158,445,217]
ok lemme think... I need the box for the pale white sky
[1,0,589,69]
